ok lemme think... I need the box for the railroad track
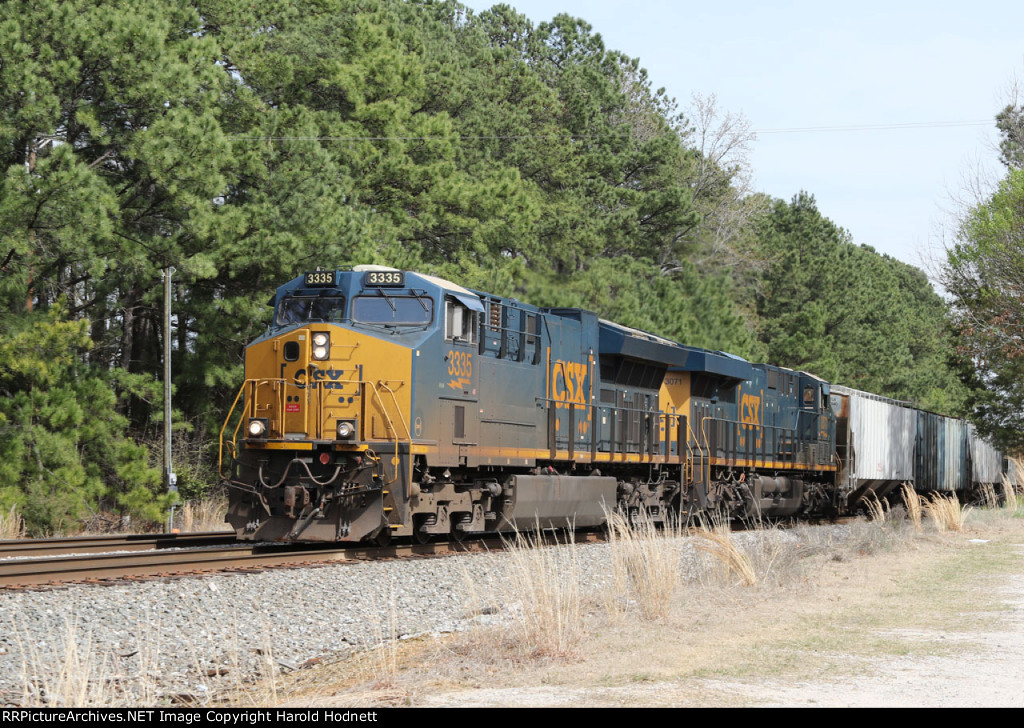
[0,531,237,559]
[0,533,522,589]
[0,518,835,590]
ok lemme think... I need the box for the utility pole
[164,266,178,531]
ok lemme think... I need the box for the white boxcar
[831,385,916,502]
[969,425,1003,484]
[831,385,915,479]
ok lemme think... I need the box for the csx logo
[293,366,348,390]
[551,360,589,410]
[740,393,761,426]
[739,391,764,451]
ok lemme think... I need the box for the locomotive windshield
[275,294,346,326]
[352,294,434,326]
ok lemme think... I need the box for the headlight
[247,418,268,438]
[336,420,356,440]
[312,332,330,360]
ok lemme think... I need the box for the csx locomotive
[219,266,1004,543]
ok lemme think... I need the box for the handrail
[657,412,695,465]
[373,380,411,440]
[681,416,698,484]
[368,379,410,484]
[698,414,712,485]
[699,414,836,468]
[219,377,294,479]
[218,376,411,485]
[539,397,679,460]
[660,411,698,485]
[218,381,249,478]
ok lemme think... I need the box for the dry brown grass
[1004,478,1020,514]
[901,483,923,533]
[9,608,293,708]
[0,505,25,540]
[925,493,971,532]
[690,524,757,587]
[178,494,229,532]
[605,510,683,620]
[366,585,400,689]
[1003,458,1024,517]
[864,493,889,524]
[14,617,151,707]
[21,494,1024,709]
[979,481,1000,509]
[501,527,585,659]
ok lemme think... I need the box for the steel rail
[0,529,610,589]
[0,532,236,559]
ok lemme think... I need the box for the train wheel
[414,529,433,545]
[411,516,436,544]
[374,525,392,547]
[451,513,472,542]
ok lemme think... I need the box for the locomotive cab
[221,266,538,544]
[222,266,439,542]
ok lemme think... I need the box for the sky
[460,0,1024,273]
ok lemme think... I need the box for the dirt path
[720,569,1024,707]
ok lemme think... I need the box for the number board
[303,270,337,287]
[362,271,405,287]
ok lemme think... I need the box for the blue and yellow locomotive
[219,266,842,542]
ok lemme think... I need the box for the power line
[755,120,992,134]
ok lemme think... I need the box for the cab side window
[446,299,477,344]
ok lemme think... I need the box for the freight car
[218,266,1004,543]
[830,385,1006,506]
